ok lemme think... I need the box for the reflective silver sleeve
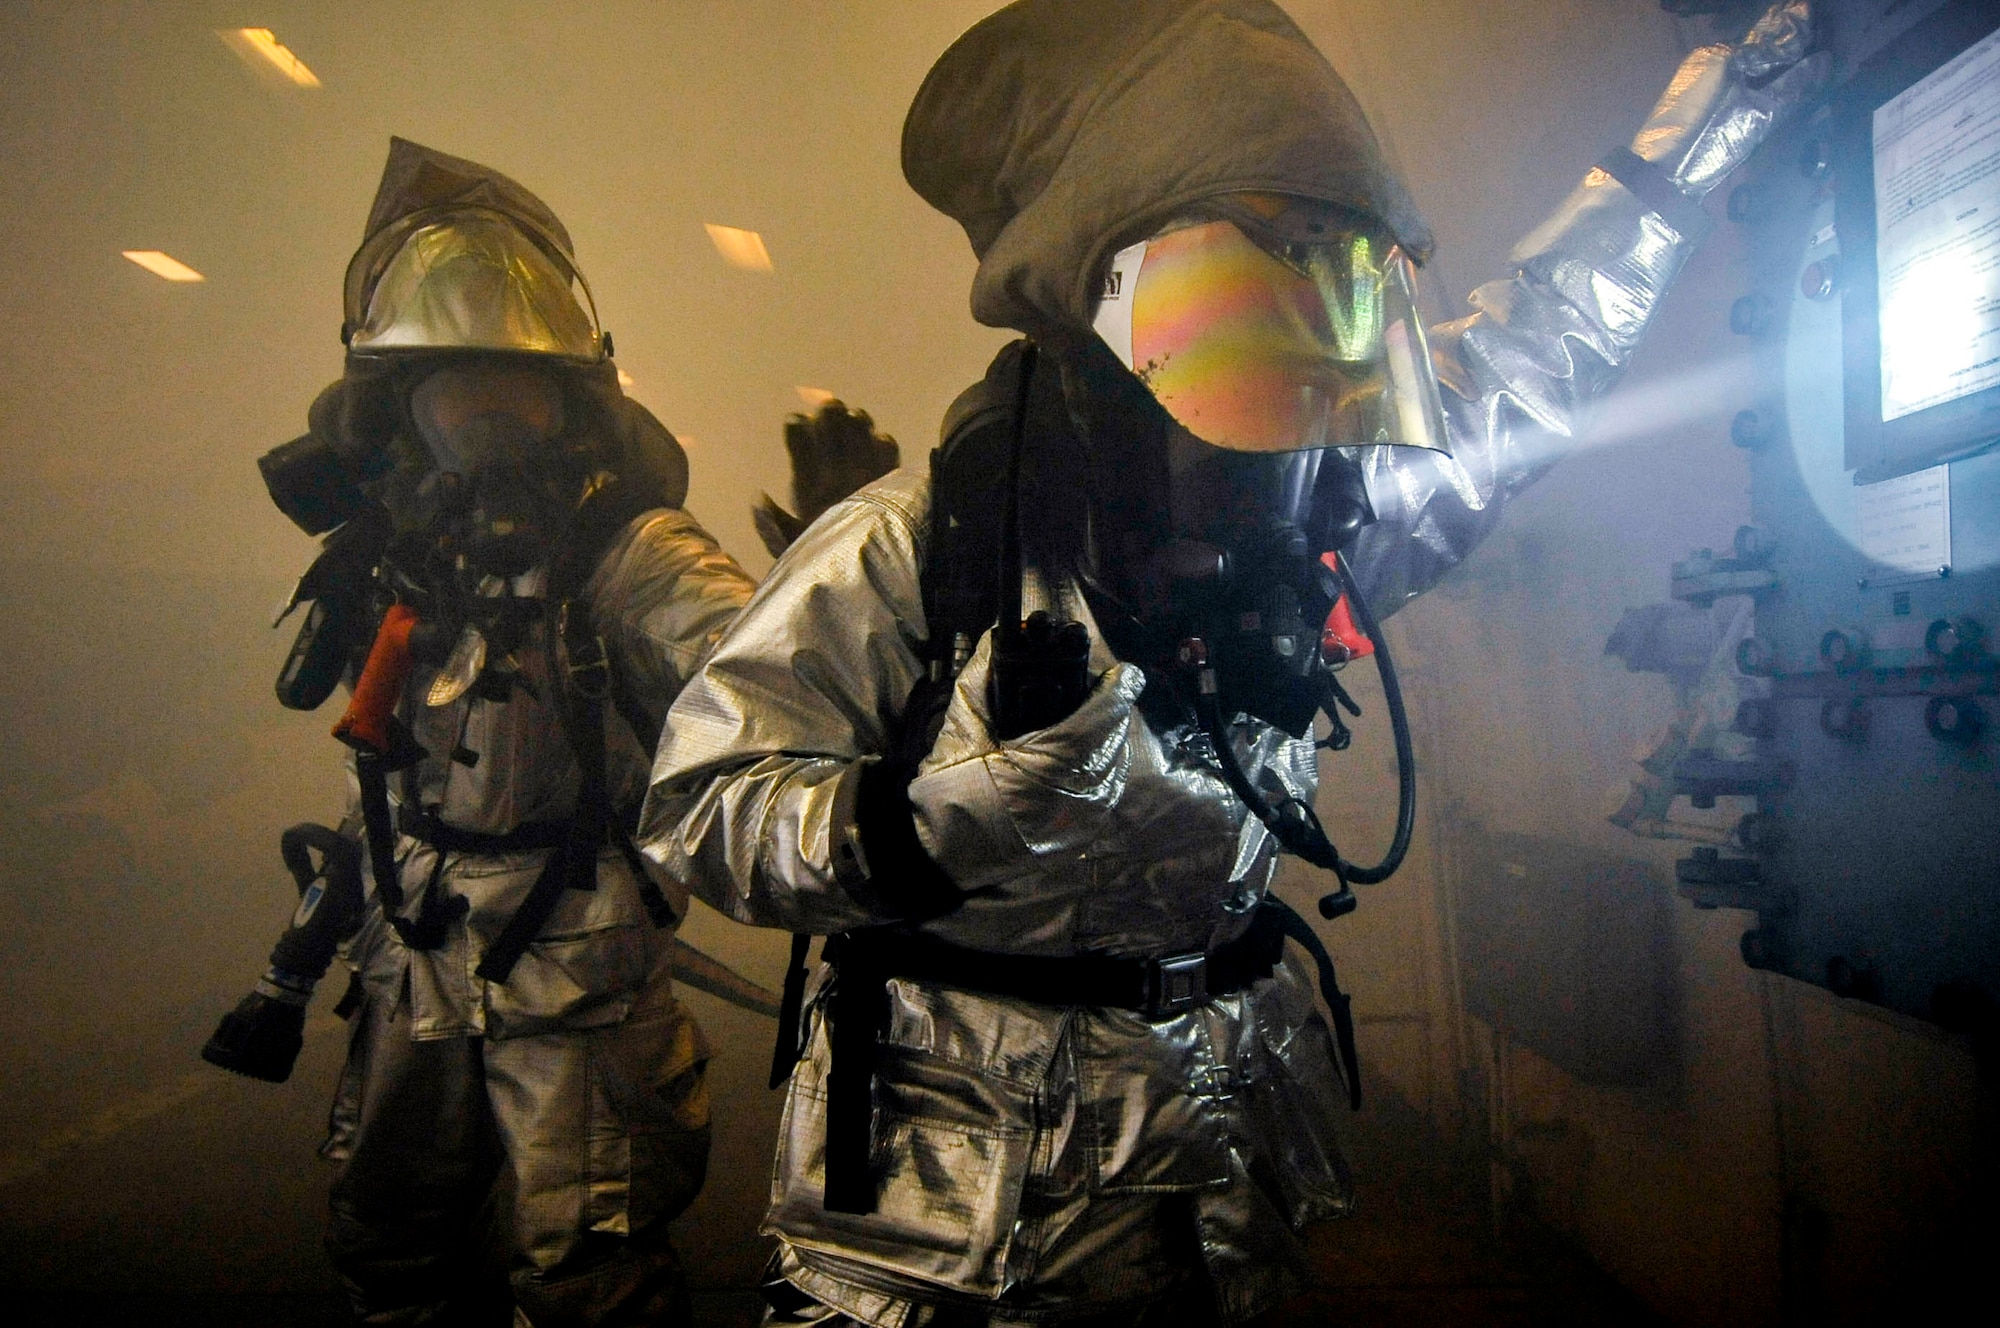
[636,476,931,933]
[1345,1,1821,616]
[588,508,759,740]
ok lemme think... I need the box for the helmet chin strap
[1178,548,1416,918]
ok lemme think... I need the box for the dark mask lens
[429,412,542,478]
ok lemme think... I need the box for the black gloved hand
[753,401,900,558]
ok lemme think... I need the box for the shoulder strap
[475,484,681,983]
[889,340,1032,772]
[768,343,1033,1091]
[1264,897,1362,1110]
[539,476,679,752]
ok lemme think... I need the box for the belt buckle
[1146,951,1208,1019]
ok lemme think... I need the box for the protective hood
[342,137,605,361]
[902,0,1432,341]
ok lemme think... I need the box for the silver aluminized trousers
[323,980,712,1326]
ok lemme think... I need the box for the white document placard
[1874,25,2000,422]
[1857,463,1952,578]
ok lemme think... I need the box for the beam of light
[121,250,205,282]
[1496,352,1762,473]
[217,28,322,88]
[705,224,774,272]
[795,386,836,410]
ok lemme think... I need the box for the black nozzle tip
[201,992,306,1084]
[1319,889,1358,921]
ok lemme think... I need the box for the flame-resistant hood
[342,137,604,362]
[901,0,1432,342]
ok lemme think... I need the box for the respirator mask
[1088,197,1450,735]
[408,362,572,579]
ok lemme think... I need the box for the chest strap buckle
[1146,951,1208,1020]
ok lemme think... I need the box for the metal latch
[1146,952,1209,1019]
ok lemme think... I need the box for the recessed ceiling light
[218,28,322,88]
[122,250,205,282]
[795,386,836,410]
[705,224,773,272]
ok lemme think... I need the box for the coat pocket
[1076,1007,1233,1194]
[1238,976,1354,1228]
[768,1080,1032,1299]
[485,923,648,1035]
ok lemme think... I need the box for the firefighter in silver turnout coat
[639,2,1821,1323]
[314,140,758,1324]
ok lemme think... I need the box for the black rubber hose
[1194,687,1347,878]
[1332,551,1415,884]
[1186,550,1416,892]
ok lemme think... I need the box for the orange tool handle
[333,602,419,755]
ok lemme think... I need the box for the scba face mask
[1086,205,1447,734]
[409,363,573,578]
[1144,435,1371,736]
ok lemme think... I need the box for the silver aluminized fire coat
[640,3,1820,1323]
[342,509,754,1042]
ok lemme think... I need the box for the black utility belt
[810,899,1351,1217]
[396,806,640,856]
[398,807,570,854]
[829,910,1285,1021]
[392,805,673,975]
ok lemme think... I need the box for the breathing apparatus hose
[1330,549,1415,886]
[1188,548,1416,908]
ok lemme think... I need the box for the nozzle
[201,991,307,1084]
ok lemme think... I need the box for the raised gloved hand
[905,631,1146,893]
[753,400,901,558]
[1642,0,1826,199]
[1510,0,1825,353]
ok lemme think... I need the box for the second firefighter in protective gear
[289,138,758,1326]
[642,2,1822,1323]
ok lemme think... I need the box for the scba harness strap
[341,480,680,979]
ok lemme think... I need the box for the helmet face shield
[1092,218,1448,456]
[344,208,603,361]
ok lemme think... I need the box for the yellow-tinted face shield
[1092,217,1447,455]
[343,207,603,361]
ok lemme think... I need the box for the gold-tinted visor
[1092,219,1447,455]
[343,208,602,361]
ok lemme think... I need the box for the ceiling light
[795,386,836,410]
[122,250,205,282]
[705,224,773,272]
[218,28,322,88]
